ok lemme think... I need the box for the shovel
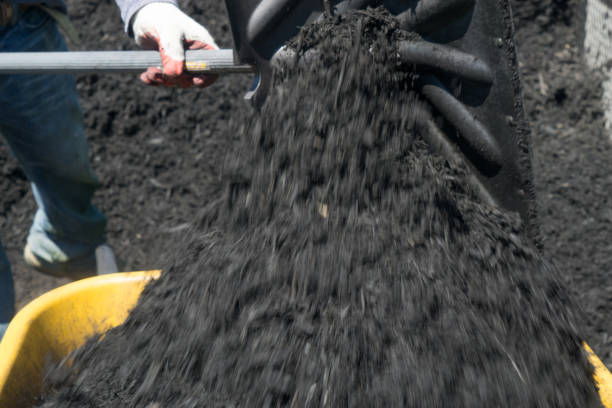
[0,49,254,75]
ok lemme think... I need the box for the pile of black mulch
[38,9,602,407]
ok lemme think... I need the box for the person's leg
[0,240,15,341]
[0,8,114,278]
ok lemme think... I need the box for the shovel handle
[0,49,255,74]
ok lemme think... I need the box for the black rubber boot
[225,0,538,238]
[395,0,538,237]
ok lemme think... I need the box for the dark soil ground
[513,0,612,366]
[0,0,252,308]
[0,0,609,401]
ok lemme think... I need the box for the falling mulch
[0,0,609,369]
[37,8,602,407]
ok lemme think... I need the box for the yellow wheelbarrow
[0,270,611,407]
[0,270,160,407]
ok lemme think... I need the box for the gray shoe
[24,243,120,280]
[0,322,8,343]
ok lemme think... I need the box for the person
[0,0,218,339]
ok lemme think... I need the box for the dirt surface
[0,0,251,309]
[37,6,603,408]
[512,0,612,366]
[0,0,609,402]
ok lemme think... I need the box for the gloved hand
[131,2,219,88]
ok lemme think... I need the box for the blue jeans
[0,7,106,327]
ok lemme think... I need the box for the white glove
[131,2,219,88]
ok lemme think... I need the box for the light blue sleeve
[114,0,178,34]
